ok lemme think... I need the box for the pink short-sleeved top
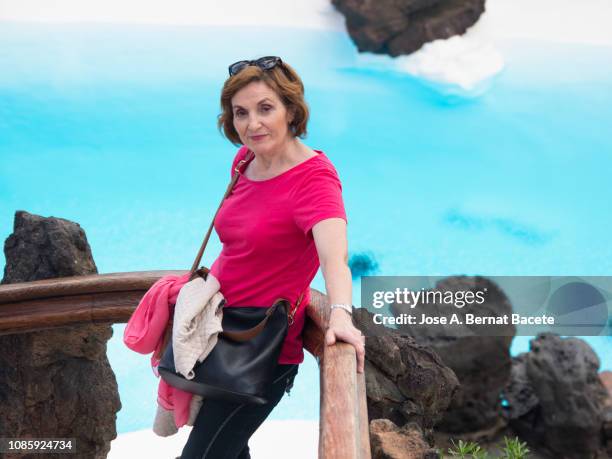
[210,146,347,364]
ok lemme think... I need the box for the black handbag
[157,150,300,405]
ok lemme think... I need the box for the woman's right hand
[325,308,366,373]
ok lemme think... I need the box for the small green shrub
[447,439,489,458]
[502,436,530,459]
[445,436,530,459]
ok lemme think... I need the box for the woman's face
[231,80,294,156]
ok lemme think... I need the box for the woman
[179,56,365,459]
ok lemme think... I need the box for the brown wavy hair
[217,61,309,145]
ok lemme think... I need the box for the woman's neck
[250,139,315,178]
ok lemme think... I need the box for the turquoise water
[1,22,611,433]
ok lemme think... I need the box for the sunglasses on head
[228,56,283,77]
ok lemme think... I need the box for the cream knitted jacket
[153,273,224,436]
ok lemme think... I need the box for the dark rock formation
[370,419,439,459]
[501,354,538,420]
[504,334,610,458]
[604,421,612,459]
[354,308,459,444]
[394,276,515,433]
[2,210,97,284]
[0,211,120,459]
[331,0,486,56]
[603,376,612,459]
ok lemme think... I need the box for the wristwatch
[330,303,353,316]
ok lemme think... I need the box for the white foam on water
[396,35,505,95]
[395,0,612,93]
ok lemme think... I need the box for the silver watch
[330,303,353,316]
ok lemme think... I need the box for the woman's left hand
[325,308,366,373]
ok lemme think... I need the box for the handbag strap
[223,290,303,342]
[221,299,289,342]
[188,149,255,278]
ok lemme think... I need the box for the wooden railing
[0,271,371,459]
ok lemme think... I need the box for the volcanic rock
[394,276,515,433]
[354,308,459,442]
[0,211,120,459]
[505,334,609,458]
[331,0,486,56]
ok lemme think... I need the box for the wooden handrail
[0,271,184,335]
[0,271,370,458]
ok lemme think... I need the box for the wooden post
[307,289,371,459]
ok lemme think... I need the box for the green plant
[472,449,490,459]
[445,435,529,459]
[502,436,530,459]
[447,439,489,458]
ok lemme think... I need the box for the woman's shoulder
[301,150,340,176]
[292,150,343,197]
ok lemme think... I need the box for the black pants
[179,364,299,459]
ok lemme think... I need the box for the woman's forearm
[321,260,352,307]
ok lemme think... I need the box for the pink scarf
[123,272,193,428]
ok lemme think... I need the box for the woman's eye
[235,110,246,117]
[261,105,272,112]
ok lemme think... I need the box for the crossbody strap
[188,149,255,278]
[154,150,255,361]
[221,300,289,342]
[183,148,302,340]
[222,291,304,342]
